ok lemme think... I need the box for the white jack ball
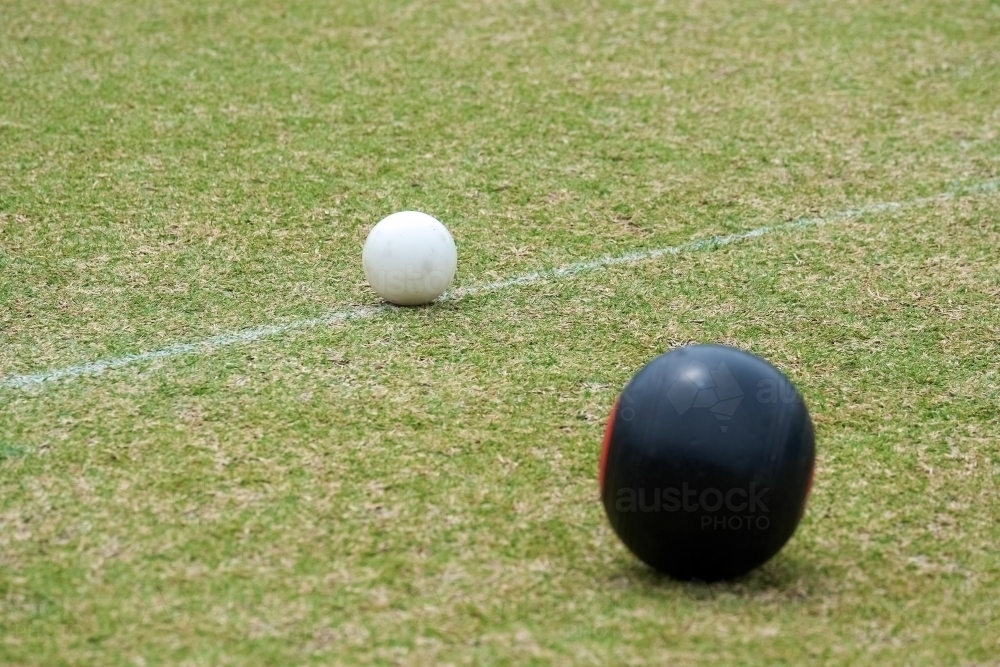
[362,211,458,306]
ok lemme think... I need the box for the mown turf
[1,0,999,665]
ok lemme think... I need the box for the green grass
[2,0,999,664]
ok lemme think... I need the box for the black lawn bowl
[599,344,815,581]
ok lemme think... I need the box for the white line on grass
[2,178,997,392]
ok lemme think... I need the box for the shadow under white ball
[362,211,458,306]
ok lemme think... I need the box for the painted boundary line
[2,178,997,393]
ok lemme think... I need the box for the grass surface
[2,0,1000,664]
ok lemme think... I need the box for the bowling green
[1,0,998,664]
